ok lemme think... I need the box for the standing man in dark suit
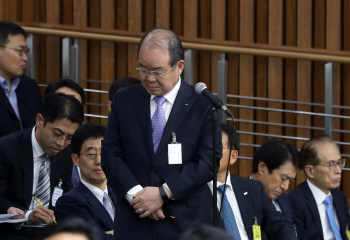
[0,93,84,239]
[288,135,350,240]
[0,21,43,138]
[55,123,115,240]
[208,123,297,240]
[101,28,222,240]
[250,138,299,224]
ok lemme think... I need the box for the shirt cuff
[163,183,174,200]
[25,210,33,220]
[125,185,143,203]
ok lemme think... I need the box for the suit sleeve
[259,182,297,240]
[55,195,113,240]
[0,145,14,213]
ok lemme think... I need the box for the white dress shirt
[81,179,114,212]
[307,179,340,240]
[272,200,282,212]
[125,78,181,202]
[25,127,51,219]
[208,176,249,240]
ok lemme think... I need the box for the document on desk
[0,214,26,223]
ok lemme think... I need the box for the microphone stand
[212,107,218,226]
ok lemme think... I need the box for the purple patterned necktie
[103,192,114,221]
[34,154,50,208]
[152,96,167,153]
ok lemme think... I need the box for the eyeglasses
[136,66,174,78]
[317,159,346,171]
[0,45,30,56]
[49,129,72,144]
[80,151,101,160]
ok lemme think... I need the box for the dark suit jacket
[220,175,297,240]
[55,182,116,240]
[0,75,43,138]
[0,128,73,213]
[102,80,222,240]
[288,180,350,240]
[277,192,294,224]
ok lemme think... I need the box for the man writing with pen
[0,93,84,240]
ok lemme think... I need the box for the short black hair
[34,217,101,240]
[0,21,27,46]
[252,138,299,174]
[45,78,86,106]
[42,92,84,126]
[109,77,140,101]
[137,28,184,67]
[221,123,240,151]
[178,225,235,240]
[71,123,105,155]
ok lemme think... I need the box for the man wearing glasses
[0,21,43,138]
[288,135,350,240]
[55,123,115,240]
[0,93,84,240]
[102,28,222,240]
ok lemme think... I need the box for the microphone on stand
[195,82,233,118]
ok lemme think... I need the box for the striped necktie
[34,154,50,208]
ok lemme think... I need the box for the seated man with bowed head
[0,21,43,138]
[55,123,116,240]
[0,93,84,240]
[208,124,297,240]
[288,135,350,240]
[250,138,299,225]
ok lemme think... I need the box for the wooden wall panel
[296,0,312,185]
[87,0,101,124]
[115,0,128,79]
[156,0,170,28]
[239,0,255,178]
[255,0,268,145]
[267,0,283,136]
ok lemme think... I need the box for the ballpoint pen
[34,197,57,224]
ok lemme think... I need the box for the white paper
[168,144,182,164]
[52,187,64,207]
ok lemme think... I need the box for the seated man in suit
[0,93,84,239]
[250,138,299,224]
[55,123,115,240]
[288,135,350,240]
[107,77,140,112]
[0,21,43,138]
[45,78,86,106]
[208,123,297,240]
[45,77,86,188]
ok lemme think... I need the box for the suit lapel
[277,193,293,223]
[77,182,114,230]
[155,80,193,157]
[302,182,324,235]
[331,189,347,238]
[135,88,153,158]
[0,86,18,119]
[19,129,35,208]
[230,175,254,240]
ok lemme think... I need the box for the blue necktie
[71,165,80,188]
[323,195,342,240]
[152,96,167,153]
[217,185,242,240]
[34,154,50,208]
[103,192,114,221]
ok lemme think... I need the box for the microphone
[195,82,233,117]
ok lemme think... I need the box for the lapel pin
[185,104,189,106]
[244,192,248,195]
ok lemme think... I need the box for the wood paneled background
[1,0,350,198]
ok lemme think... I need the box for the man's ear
[304,165,314,179]
[36,114,44,127]
[258,161,268,175]
[71,153,79,167]
[230,150,239,166]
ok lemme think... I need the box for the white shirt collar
[150,76,181,105]
[208,174,232,192]
[81,178,108,204]
[307,179,332,206]
[31,126,45,161]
